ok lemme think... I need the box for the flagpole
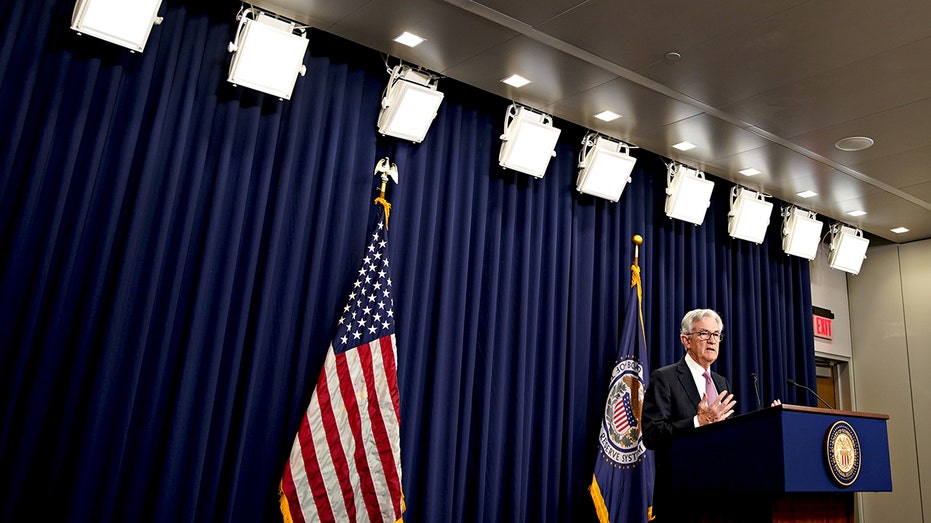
[632,234,642,268]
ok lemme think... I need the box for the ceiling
[253,0,931,244]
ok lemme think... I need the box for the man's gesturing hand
[697,391,736,426]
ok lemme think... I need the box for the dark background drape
[0,2,817,521]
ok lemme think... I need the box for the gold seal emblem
[597,357,646,467]
[825,420,861,486]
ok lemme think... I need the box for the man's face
[682,316,722,369]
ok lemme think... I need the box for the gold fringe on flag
[589,474,611,523]
[279,482,294,523]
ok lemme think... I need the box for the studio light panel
[72,0,162,52]
[576,136,636,201]
[828,226,870,274]
[782,208,824,260]
[378,67,445,143]
[665,165,714,225]
[728,188,773,244]
[499,106,561,178]
[228,12,308,100]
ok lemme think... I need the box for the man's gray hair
[680,308,724,335]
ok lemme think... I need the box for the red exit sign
[814,315,833,340]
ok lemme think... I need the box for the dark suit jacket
[641,357,731,519]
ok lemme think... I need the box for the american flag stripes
[280,212,404,523]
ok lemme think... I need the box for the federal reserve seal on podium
[825,420,861,486]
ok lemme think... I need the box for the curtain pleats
[0,2,816,522]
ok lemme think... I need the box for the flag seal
[825,420,861,487]
[598,356,646,466]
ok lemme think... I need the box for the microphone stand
[750,373,763,410]
[787,379,834,409]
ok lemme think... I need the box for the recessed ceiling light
[796,190,818,198]
[672,141,696,151]
[739,168,761,176]
[594,110,621,122]
[846,209,867,217]
[835,136,874,151]
[891,226,909,234]
[394,31,425,47]
[501,74,531,88]
[664,51,682,61]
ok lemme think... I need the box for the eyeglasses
[688,330,724,342]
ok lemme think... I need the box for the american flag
[280,212,404,523]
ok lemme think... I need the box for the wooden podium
[668,404,891,522]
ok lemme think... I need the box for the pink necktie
[703,370,718,404]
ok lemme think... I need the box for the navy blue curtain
[0,1,816,522]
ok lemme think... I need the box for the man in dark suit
[641,309,737,521]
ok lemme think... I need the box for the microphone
[786,378,834,409]
[750,373,762,410]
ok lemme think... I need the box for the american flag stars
[334,221,395,352]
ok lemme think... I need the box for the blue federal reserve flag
[590,263,654,522]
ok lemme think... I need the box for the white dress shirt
[684,353,716,427]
